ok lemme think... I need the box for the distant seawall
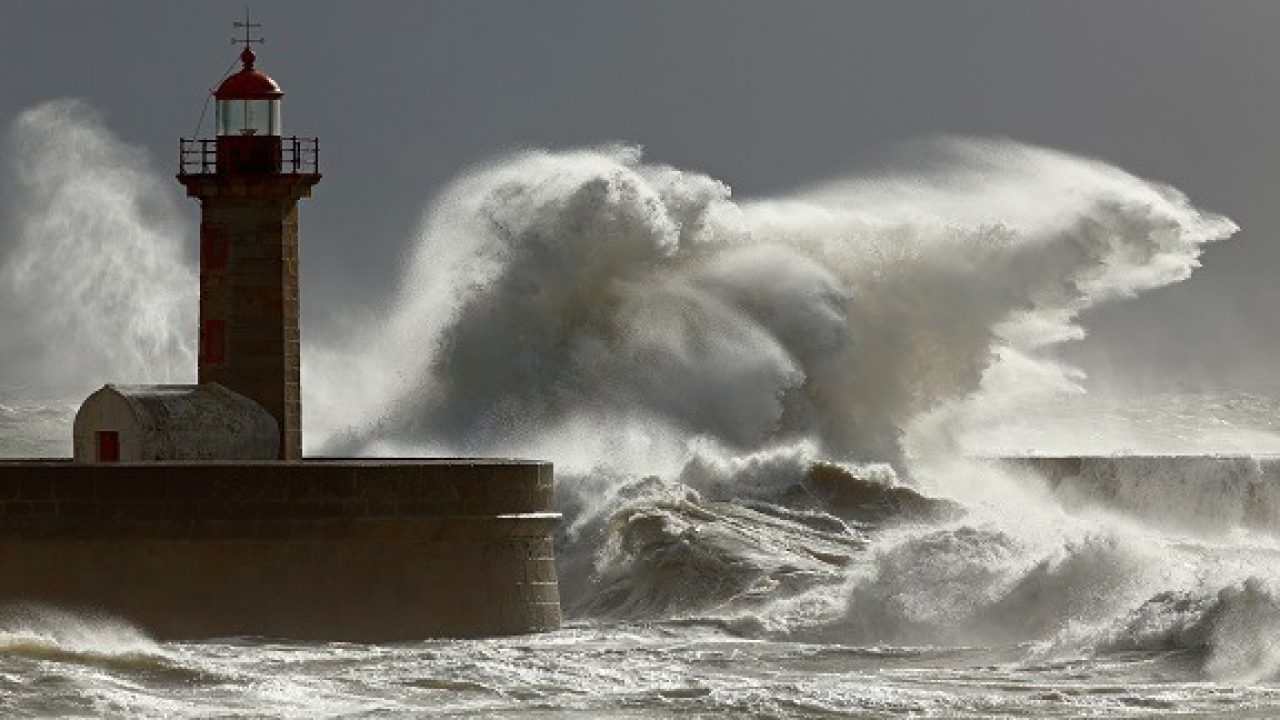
[0,459,560,641]
[996,455,1280,534]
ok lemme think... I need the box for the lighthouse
[178,26,320,461]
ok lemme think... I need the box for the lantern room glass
[216,99,281,137]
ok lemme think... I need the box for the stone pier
[0,459,560,641]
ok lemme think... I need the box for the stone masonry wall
[183,174,318,462]
[0,460,560,640]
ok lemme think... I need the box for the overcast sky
[2,1,1277,390]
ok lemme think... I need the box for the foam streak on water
[4,623,1280,718]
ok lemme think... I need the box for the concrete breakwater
[0,459,560,641]
[997,455,1280,535]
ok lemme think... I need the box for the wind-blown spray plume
[0,100,195,397]
[319,140,1235,465]
[300,142,1260,667]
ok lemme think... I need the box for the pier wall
[0,460,560,641]
[997,455,1280,535]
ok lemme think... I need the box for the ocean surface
[4,392,1280,718]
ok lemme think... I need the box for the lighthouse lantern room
[213,46,285,173]
[215,47,282,136]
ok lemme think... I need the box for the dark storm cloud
[1,1,1276,387]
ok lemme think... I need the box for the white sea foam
[311,139,1235,468]
[0,604,165,667]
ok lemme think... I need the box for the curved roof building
[73,383,278,462]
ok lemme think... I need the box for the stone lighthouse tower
[179,28,319,461]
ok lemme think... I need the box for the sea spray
[296,140,1279,677]
[0,100,195,396]
[314,140,1236,465]
[0,604,162,664]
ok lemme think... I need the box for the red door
[96,431,120,463]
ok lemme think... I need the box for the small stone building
[73,384,278,463]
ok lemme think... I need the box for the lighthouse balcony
[179,136,319,176]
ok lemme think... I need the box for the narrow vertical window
[200,319,226,365]
[201,224,228,270]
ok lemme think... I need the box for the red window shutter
[201,224,228,270]
[200,319,226,364]
[96,431,120,463]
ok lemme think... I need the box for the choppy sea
[2,390,1280,718]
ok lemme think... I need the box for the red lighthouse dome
[215,47,283,100]
[214,47,282,136]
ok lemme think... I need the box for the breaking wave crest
[269,139,1280,681]
[297,140,1270,679]
[1100,577,1280,682]
[315,140,1235,463]
[0,605,176,672]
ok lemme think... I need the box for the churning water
[2,100,1280,717]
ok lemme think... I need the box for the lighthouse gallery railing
[178,137,319,176]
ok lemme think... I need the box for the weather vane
[233,8,264,50]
